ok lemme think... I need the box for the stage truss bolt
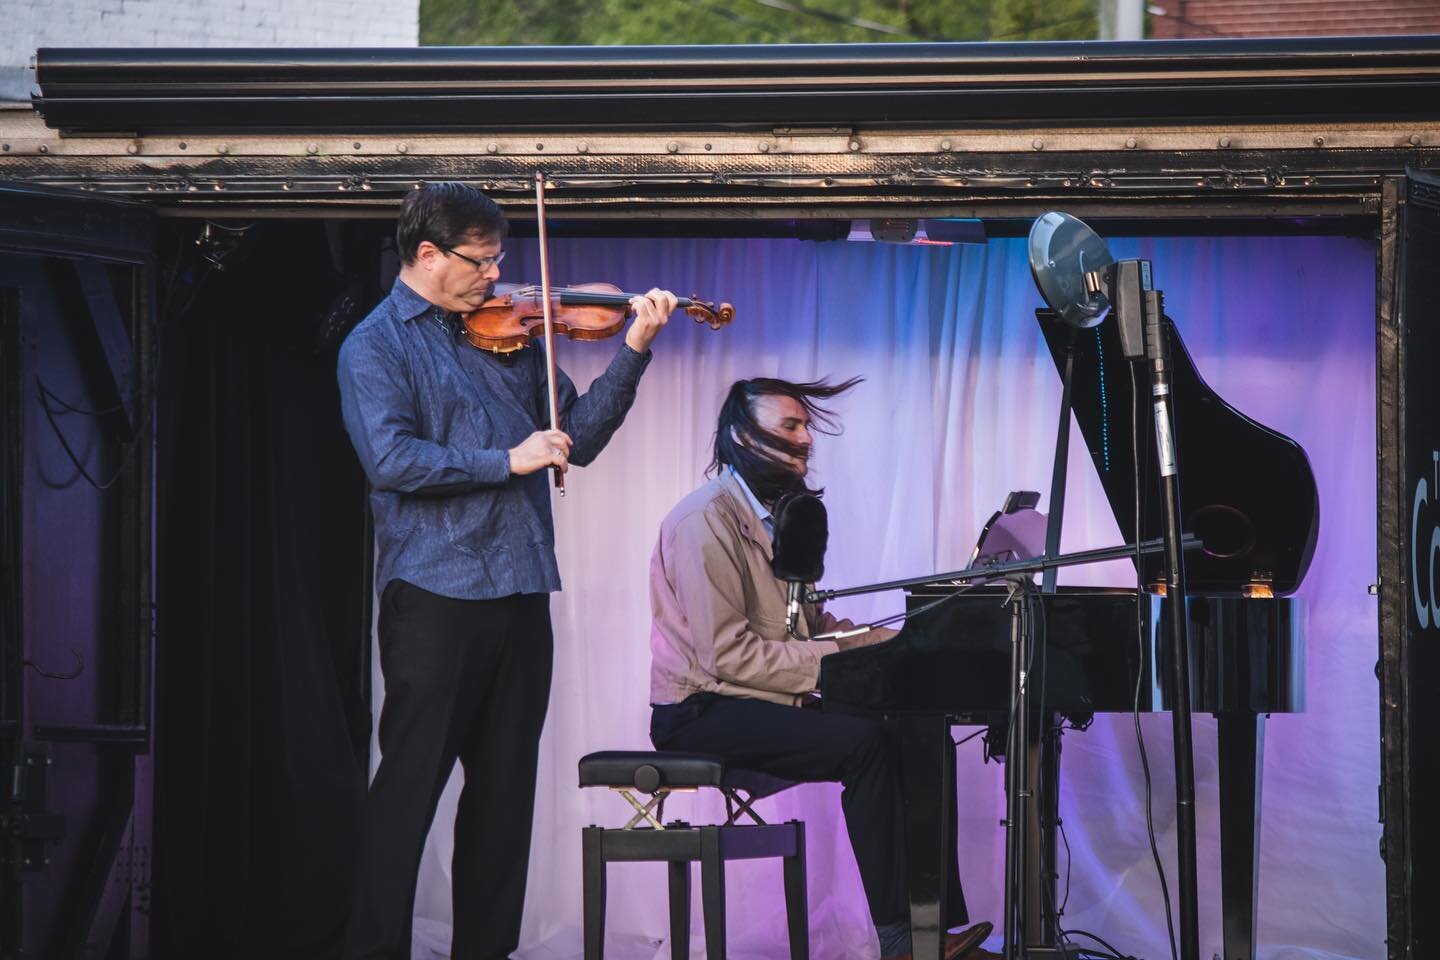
[1125,137,1137,149]
[1411,135,1423,146]
[126,143,139,155]
[535,142,545,151]
[38,145,48,154]
[940,139,953,151]
[667,141,679,153]
[397,143,409,154]
[353,142,362,150]
[1314,135,1326,146]
[306,143,319,155]
[704,142,713,151]
[486,142,499,154]
[217,144,229,155]
[178,142,187,150]
[577,142,589,153]
[1032,138,1044,151]
[758,141,771,152]
[848,139,861,151]
[1219,137,1232,148]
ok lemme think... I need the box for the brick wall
[1150,0,1440,39]
[1,0,419,101]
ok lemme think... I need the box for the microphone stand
[807,537,1198,604]
[1145,309,1202,960]
[1103,259,1200,960]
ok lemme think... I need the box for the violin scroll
[684,298,736,331]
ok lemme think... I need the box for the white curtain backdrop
[372,231,1382,960]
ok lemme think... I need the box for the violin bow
[533,171,565,497]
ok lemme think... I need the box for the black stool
[578,750,808,960]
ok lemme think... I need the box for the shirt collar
[390,278,437,323]
[728,465,772,525]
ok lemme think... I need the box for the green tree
[420,0,1099,46]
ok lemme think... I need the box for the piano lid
[1038,310,1319,596]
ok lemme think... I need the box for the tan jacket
[649,472,871,706]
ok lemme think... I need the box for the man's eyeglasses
[441,246,506,271]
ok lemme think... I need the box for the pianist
[646,376,990,960]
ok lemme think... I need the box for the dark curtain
[151,220,380,958]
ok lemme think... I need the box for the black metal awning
[31,36,1440,134]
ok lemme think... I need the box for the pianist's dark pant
[345,580,554,960]
[650,693,968,931]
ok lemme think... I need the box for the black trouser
[345,580,554,960]
[650,694,967,930]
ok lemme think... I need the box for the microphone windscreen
[770,493,828,582]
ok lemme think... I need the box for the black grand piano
[820,307,1317,960]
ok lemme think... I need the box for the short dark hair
[709,376,862,505]
[395,182,509,265]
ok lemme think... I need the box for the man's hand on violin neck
[623,288,680,354]
[509,429,573,477]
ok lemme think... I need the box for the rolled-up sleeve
[667,510,839,696]
[338,331,510,494]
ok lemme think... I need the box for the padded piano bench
[578,750,808,960]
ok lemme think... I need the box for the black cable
[34,217,221,492]
[1058,812,1073,914]
[1129,362,1179,960]
[953,726,986,748]
[36,379,154,491]
[34,380,129,417]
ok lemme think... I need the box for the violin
[460,282,735,355]
[518,172,736,495]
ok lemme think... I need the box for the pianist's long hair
[709,376,863,506]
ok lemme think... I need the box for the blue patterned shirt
[338,279,651,600]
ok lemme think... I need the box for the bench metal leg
[783,820,809,960]
[700,826,727,959]
[668,860,691,960]
[583,826,607,960]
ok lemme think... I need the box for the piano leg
[1217,712,1265,960]
[898,713,953,960]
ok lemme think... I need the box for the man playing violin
[337,182,678,960]
[647,376,992,960]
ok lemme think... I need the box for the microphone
[769,493,828,638]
